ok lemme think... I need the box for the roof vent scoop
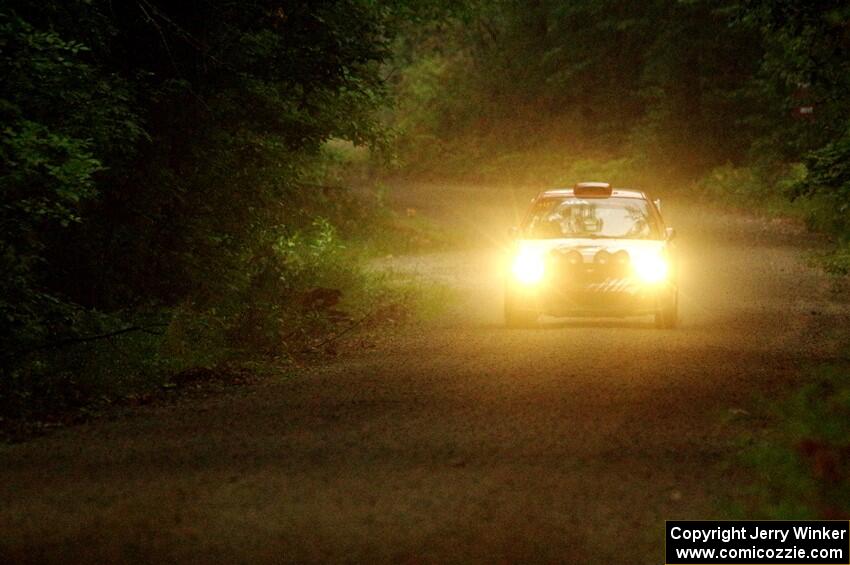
[573,182,612,197]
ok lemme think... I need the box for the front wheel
[654,292,678,329]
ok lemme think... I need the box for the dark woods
[0,0,421,418]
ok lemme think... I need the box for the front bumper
[507,277,675,317]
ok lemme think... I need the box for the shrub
[792,125,850,237]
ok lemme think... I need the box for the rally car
[505,182,678,328]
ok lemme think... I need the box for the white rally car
[505,182,678,328]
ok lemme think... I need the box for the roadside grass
[0,329,271,441]
[684,163,850,520]
[817,243,850,276]
[732,363,850,519]
[0,246,448,442]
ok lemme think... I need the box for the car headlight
[511,248,545,284]
[632,251,668,283]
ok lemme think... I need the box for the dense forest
[2,0,850,420]
[0,0,449,419]
[393,2,850,199]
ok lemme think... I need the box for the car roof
[539,188,647,199]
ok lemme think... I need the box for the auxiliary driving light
[632,250,668,284]
[565,250,582,265]
[512,248,545,284]
[594,250,611,265]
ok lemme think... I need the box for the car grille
[547,249,633,290]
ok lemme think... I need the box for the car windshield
[523,196,659,239]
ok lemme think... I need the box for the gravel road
[1,182,846,564]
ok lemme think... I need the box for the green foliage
[738,1,850,141]
[819,243,850,276]
[2,120,103,225]
[695,164,800,210]
[792,127,850,236]
[1,324,170,425]
[0,1,454,423]
[0,9,142,364]
[163,217,356,358]
[741,365,850,519]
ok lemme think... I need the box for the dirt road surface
[1,182,846,563]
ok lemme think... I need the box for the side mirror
[665,227,676,240]
[653,198,662,212]
[507,226,520,239]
